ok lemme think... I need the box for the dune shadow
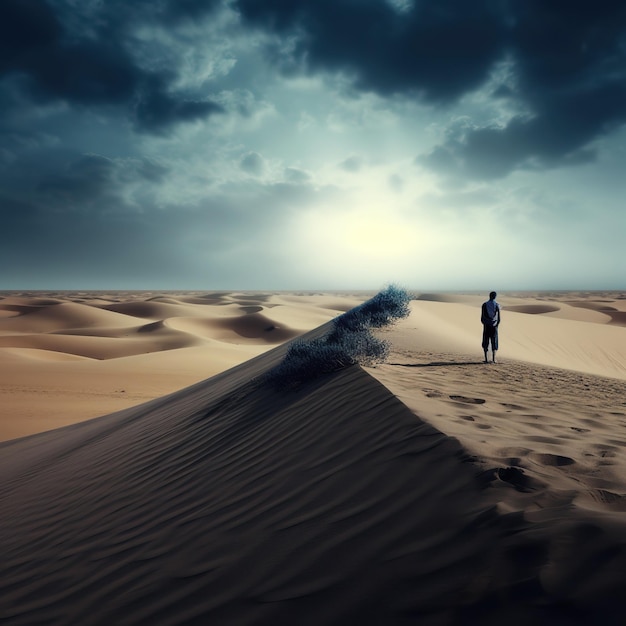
[390,361,485,368]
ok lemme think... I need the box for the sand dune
[1,347,91,362]
[563,299,626,326]
[0,292,363,440]
[0,296,64,306]
[417,291,626,325]
[97,299,206,319]
[0,354,498,625]
[1,291,626,623]
[0,327,202,360]
[395,298,626,380]
[165,313,300,344]
[0,301,138,334]
[2,290,626,440]
[504,304,561,314]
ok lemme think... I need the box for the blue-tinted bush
[264,338,355,387]
[328,326,390,365]
[263,285,411,387]
[331,284,411,335]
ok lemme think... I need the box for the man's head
[489,291,497,300]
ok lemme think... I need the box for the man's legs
[482,326,490,363]
[482,326,498,362]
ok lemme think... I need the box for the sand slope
[1,291,626,623]
[0,345,494,625]
[369,297,626,508]
[2,331,624,624]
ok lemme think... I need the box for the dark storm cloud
[1,3,135,105]
[0,150,169,211]
[0,156,162,286]
[0,197,194,288]
[4,0,623,180]
[236,0,506,103]
[0,145,324,287]
[420,2,626,178]
[133,78,222,134]
[136,159,170,183]
[36,154,118,209]
[0,179,219,287]
[162,0,223,22]
[235,0,626,178]
[2,0,624,289]
[0,155,136,273]
[0,0,222,133]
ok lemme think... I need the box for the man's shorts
[482,325,498,351]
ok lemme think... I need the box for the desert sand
[1,290,625,624]
[0,291,366,441]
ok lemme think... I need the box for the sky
[1,0,625,291]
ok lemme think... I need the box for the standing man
[481,291,501,363]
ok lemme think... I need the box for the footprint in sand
[423,388,444,398]
[449,395,486,405]
[528,452,575,466]
[496,467,534,492]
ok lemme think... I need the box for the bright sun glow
[325,206,419,260]
[291,183,436,285]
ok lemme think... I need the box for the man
[481,291,501,363]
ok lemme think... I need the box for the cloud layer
[1,0,625,288]
[236,0,626,178]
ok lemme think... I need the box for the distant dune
[0,292,366,440]
[1,290,625,623]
